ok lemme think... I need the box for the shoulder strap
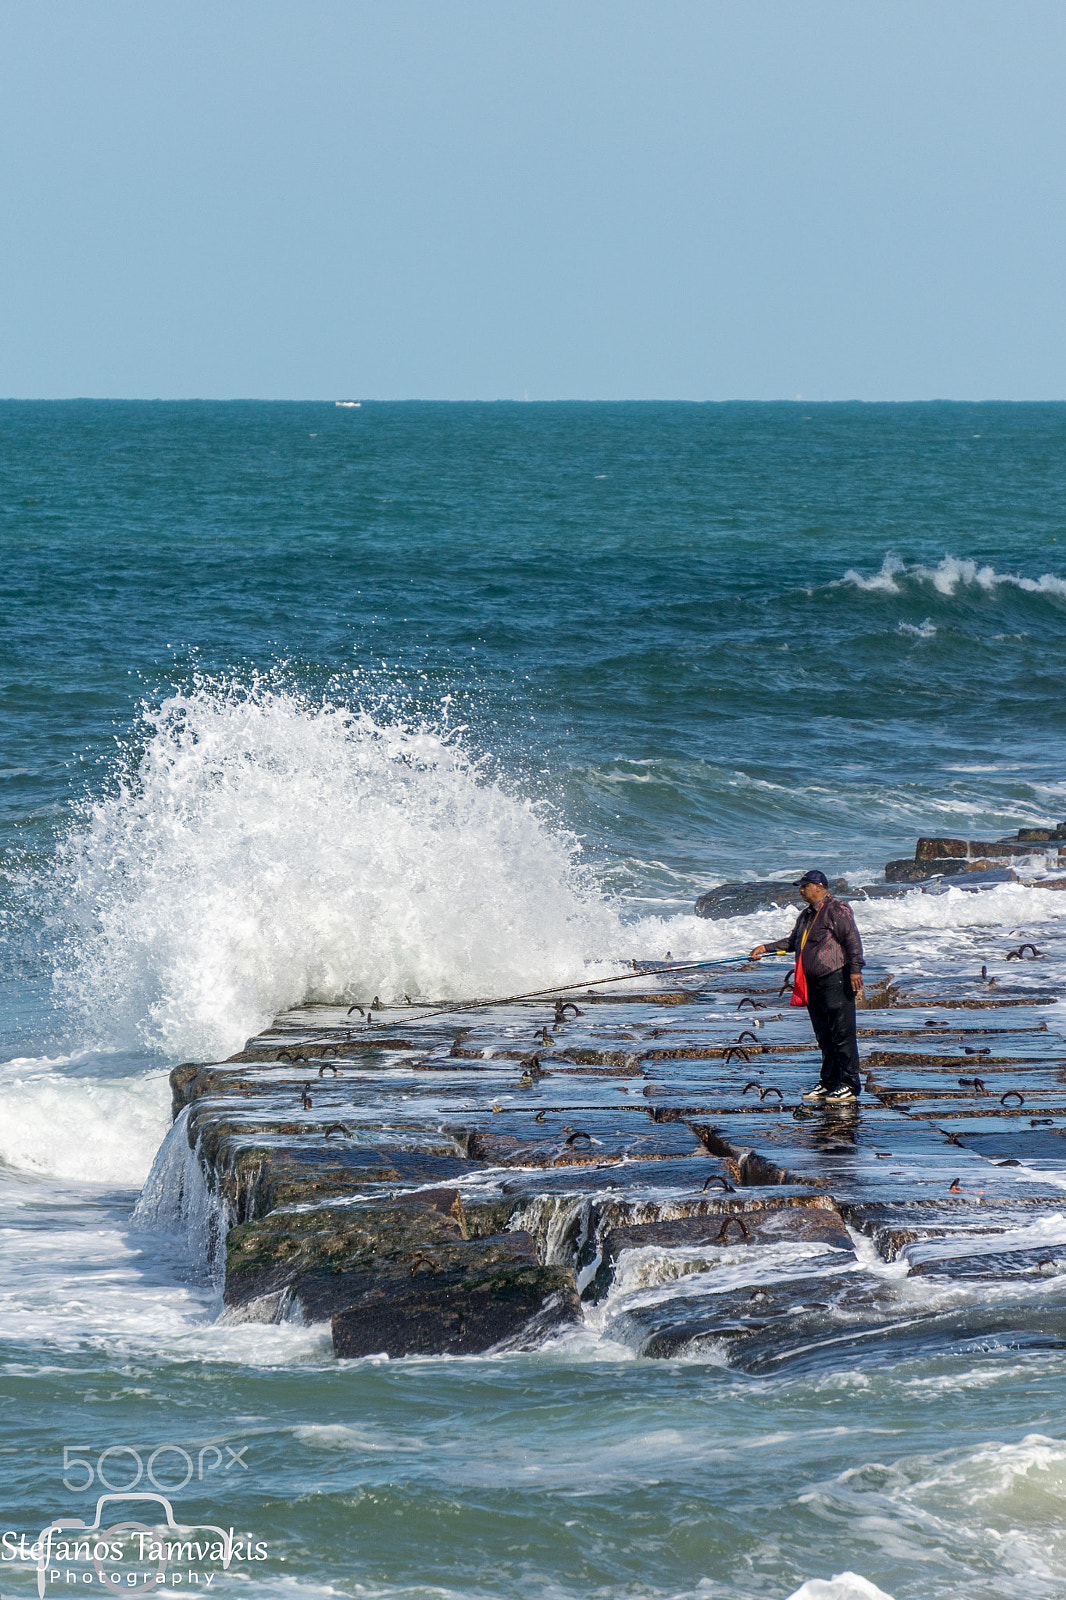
[799,897,828,952]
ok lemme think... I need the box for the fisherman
[748,870,864,1107]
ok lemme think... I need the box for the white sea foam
[842,554,908,592]
[840,553,1066,600]
[52,681,625,1062]
[897,618,936,638]
[785,1577,895,1600]
[0,1051,169,1185]
[0,1175,332,1366]
[798,1432,1066,1599]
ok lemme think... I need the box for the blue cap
[794,870,829,888]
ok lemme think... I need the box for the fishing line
[331,953,780,1035]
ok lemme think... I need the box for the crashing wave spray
[52,679,625,1062]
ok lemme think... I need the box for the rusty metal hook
[701,1174,735,1192]
[1001,1091,1024,1106]
[717,1215,750,1241]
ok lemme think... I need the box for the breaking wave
[838,554,1066,600]
[50,680,625,1062]
[0,1051,169,1184]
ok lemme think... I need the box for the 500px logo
[58,1443,249,1494]
[0,1441,260,1593]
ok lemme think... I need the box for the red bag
[790,953,808,1007]
[790,900,827,1007]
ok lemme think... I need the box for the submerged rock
[695,879,803,919]
[886,857,1020,883]
[694,878,913,918]
[885,858,963,883]
[332,1235,578,1358]
[695,878,854,920]
[224,1193,580,1355]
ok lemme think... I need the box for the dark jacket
[766,895,864,979]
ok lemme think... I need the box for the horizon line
[2,395,1066,406]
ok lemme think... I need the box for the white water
[0,1049,169,1185]
[839,553,1066,600]
[785,1578,895,1600]
[51,682,625,1062]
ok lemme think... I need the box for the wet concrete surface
[166,961,1066,1363]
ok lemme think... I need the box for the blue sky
[2,1,1064,400]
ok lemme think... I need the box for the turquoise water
[3,401,1066,1599]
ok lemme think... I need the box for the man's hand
[851,972,864,994]
[749,945,767,959]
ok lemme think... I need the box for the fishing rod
[336,952,772,1034]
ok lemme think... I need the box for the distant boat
[335,401,361,408]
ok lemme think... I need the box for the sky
[1,1,1064,402]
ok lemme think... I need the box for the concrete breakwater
[159,938,1066,1366]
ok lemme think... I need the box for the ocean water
[3,400,1066,1600]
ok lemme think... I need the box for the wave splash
[839,554,1066,600]
[0,1052,169,1184]
[52,680,623,1062]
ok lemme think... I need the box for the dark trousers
[805,969,862,1094]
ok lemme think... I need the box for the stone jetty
[694,822,1066,918]
[167,932,1066,1365]
[885,822,1066,884]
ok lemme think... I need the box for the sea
[2,399,1066,1600]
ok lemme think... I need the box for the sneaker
[801,1085,829,1102]
[825,1086,858,1106]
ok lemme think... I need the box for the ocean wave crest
[839,554,1066,600]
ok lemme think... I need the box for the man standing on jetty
[749,870,865,1106]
